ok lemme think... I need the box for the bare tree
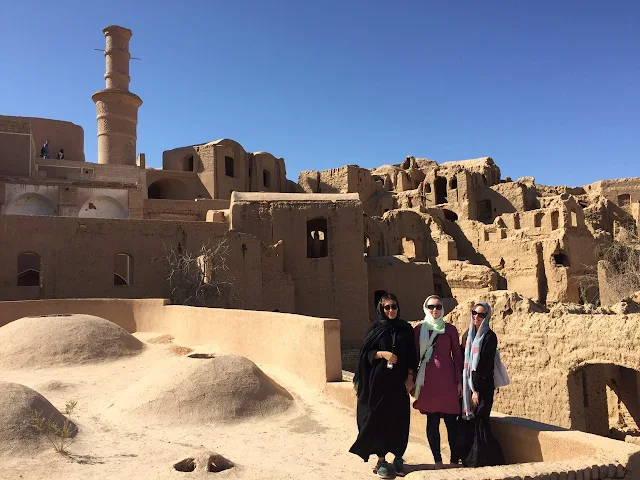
[578,227,640,306]
[160,238,237,308]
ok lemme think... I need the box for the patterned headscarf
[461,302,492,420]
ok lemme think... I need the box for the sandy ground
[0,333,440,480]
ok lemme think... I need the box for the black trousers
[426,412,458,463]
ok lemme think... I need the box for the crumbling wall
[448,291,640,434]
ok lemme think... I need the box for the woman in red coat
[413,295,463,468]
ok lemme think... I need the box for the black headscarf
[352,293,401,397]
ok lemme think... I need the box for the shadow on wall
[492,416,566,463]
[567,363,640,437]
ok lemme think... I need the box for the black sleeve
[366,349,378,364]
[472,332,497,392]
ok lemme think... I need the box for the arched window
[263,170,271,188]
[307,218,328,258]
[364,235,371,257]
[114,253,132,286]
[18,252,40,287]
[514,213,521,230]
[571,210,578,227]
[424,182,432,194]
[449,176,458,190]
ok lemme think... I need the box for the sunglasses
[471,310,487,319]
[383,304,398,311]
[426,304,443,311]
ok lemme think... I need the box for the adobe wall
[366,257,434,322]
[143,199,229,221]
[0,298,341,387]
[0,116,85,179]
[0,215,294,312]
[230,192,369,345]
[448,292,640,434]
[585,178,640,212]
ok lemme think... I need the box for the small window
[424,182,431,193]
[364,235,371,257]
[374,290,387,308]
[449,176,458,189]
[307,218,328,258]
[534,212,543,228]
[618,194,631,207]
[18,252,40,287]
[514,213,521,230]
[263,169,271,188]
[402,237,416,260]
[571,210,578,227]
[443,209,458,222]
[114,253,132,286]
[225,156,234,177]
[553,251,570,267]
[551,211,559,230]
[184,155,194,172]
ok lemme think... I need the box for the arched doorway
[568,363,640,437]
[147,178,190,200]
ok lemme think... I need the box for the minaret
[92,25,143,165]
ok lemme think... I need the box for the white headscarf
[462,302,492,419]
[414,295,446,398]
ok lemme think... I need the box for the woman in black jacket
[350,293,417,478]
[459,302,504,467]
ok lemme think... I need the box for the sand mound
[0,382,76,455]
[110,355,294,424]
[0,314,143,369]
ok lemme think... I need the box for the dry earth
[0,330,441,480]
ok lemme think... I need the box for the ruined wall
[448,291,640,435]
[585,178,640,214]
[0,215,293,313]
[229,192,369,345]
[366,257,434,322]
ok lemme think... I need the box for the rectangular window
[225,156,234,177]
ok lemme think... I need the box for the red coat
[412,322,463,415]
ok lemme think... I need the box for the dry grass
[169,345,194,356]
[29,400,78,454]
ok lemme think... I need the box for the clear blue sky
[1,1,638,186]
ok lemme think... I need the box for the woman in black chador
[350,293,418,479]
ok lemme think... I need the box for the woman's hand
[471,391,479,407]
[405,376,415,394]
[379,351,398,364]
[457,382,462,398]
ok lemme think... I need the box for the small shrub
[29,400,78,454]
